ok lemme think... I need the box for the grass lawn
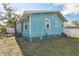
[0,34,79,56]
[16,36,79,56]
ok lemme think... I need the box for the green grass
[16,37,79,56]
[0,34,79,56]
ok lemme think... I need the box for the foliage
[0,24,6,33]
[1,3,19,34]
[2,3,16,23]
[71,20,79,26]
[4,20,14,28]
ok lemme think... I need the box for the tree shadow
[15,36,70,56]
[15,36,43,56]
[15,36,31,56]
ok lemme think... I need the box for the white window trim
[54,20,58,28]
[24,22,28,31]
[45,17,51,30]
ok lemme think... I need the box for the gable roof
[19,10,68,22]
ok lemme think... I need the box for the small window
[45,17,50,29]
[25,24,27,29]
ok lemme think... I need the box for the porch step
[61,32,69,37]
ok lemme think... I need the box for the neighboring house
[64,22,77,28]
[6,28,15,34]
[16,10,67,41]
[64,22,79,37]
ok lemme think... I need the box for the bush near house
[0,24,6,33]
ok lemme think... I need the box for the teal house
[16,10,67,41]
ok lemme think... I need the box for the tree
[2,3,19,35]
[0,24,6,33]
[71,20,79,26]
[0,12,6,33]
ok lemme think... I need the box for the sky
[0,3,79,22]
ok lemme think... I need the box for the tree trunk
[14,21,17,36]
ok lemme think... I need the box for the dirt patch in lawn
[0,34,22,56]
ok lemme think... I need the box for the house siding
[17,12,63,41]
[30,12,63,38]
[22,21,29,37]
[16,22,22,33]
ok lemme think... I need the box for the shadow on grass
[15,36,43,56]
[15,37,30,56]
[15,36,60,56]
[15,36,79,56]
[15,36,69,56]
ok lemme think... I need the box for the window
[24,16,29,30]
[25,24,27,29]
[54,20,58,28]
[24,22,28,30]
[45,17,50,29]
[47,24,49,28]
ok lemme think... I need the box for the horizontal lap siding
[53,16,63,35]
[31,13,41,37]
[31,13,63,38]
[22,21,29,37]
